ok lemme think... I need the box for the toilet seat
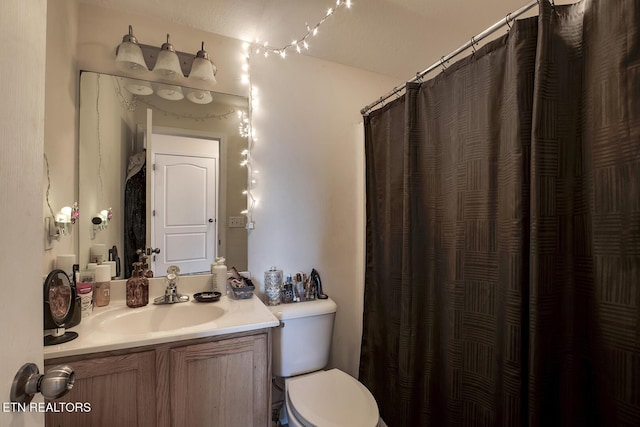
[286,369,379,427]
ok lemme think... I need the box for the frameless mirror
[78,71,248,278]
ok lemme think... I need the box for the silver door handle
[11,363,75,403]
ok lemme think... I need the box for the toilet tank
[268,298,337,377]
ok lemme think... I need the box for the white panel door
[154,154,217,275]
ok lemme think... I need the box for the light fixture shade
[115,26,147,72]
[152,34,183,79]
[116,41,147,72]
[123,78,153,96]
[186,89,213,104]
[156,84,184,101]
[188,42,217,84]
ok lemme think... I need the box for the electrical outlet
[228,216,246,228]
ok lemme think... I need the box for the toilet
[269,298,380,427]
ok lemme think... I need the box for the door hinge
[152,210,156,216]
[152,163,156,171]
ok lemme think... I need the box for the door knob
[11,363,75,404]
[208,218,214,223]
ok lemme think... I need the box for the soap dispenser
[126,262,149,308]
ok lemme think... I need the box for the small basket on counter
[228,267,255,299]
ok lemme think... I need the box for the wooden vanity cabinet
[44,351,157,427]
[45,329,272,427]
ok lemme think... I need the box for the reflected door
[151,132,219,275]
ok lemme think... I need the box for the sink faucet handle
[167,265,180,275]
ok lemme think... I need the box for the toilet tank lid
[268,298,337,320]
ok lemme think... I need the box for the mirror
[43,269,79,345]
[78,71,248,279]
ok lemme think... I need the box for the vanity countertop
[44,275,279,359]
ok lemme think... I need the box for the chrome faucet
[153,265,189,304]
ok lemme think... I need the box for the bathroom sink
[94,302,226,335]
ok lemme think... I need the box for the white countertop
[44,274,279,360]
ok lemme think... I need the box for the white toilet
[269,298,380,427]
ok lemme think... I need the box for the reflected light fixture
[152,34,183,79]
[186,89,213,104]
[123,78,153,96]
[156,84,184,101]
[188,42,217,84]
[115,26,147,73]
[92,208,112,239]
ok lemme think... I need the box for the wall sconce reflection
[92,208,113,239]
[47,202,79,242]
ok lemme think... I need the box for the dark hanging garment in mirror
[124,154,146,279]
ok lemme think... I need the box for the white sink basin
[94,302,226,335]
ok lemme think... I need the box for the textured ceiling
[77,0,570,80]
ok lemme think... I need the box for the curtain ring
[415,72,423,83]
[440,56,447,71]
[394,87,402,99]
[506,12,512,30]
[471,36,477,54]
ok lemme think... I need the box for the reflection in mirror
[78,71,248,279]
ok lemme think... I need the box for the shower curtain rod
[361,0,539,115]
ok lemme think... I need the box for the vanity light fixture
[152,34,183,79]
[114,26,218,84]
[115,25,147,72]
[188,42,217,84]
[47,202,79,243]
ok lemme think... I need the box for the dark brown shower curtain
[359,1,640,426]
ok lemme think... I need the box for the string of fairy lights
[237,0,352,228]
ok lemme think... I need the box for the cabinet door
[170,334,269,427]
[45,351,157,427]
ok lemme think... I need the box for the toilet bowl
[283,369,380,427]
[268,298,380,426]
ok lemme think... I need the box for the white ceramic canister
[211,257,227,293]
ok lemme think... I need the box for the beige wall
[248,52,395,376]
[43,0,79,273]
[46,1,398,378]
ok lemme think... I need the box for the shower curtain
[359,1,640,426]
